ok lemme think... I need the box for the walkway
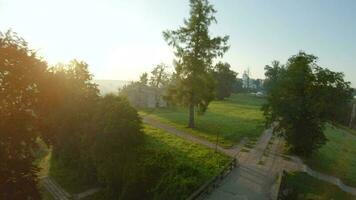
[41,177,70,200]
[143,116,279,200]
[142,117,245,157]
[42,176,101,200]
[143,115,356,199]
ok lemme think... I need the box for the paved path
[143,115,356,198]
[143,116,278,200]
[41,177,70,200]
[206,129,280,200]
[42,176,101,200]
[291,156,356,196]
[75,188,101,199]
[142,117,245,157]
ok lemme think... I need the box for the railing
[186,158,238,200]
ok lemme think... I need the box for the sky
[0,0,355,86]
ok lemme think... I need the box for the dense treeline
[121,61,239,110]
[0,30,145,199]
[1,30,222,200]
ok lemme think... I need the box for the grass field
[38,125,229,199]
[144,124,229,175]
[283,172,355,200]
[141,93,266,147]
[306,124,356,187]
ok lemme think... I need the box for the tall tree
[149,64,169,107]
[47,60,99,169]
[212,62,237,100]
[163,0,229,128]
[263,52,353,156]
[0,30,48,199]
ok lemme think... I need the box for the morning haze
[1,0,356,199]
[0,0,355,86]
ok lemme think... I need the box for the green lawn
[141,93,266,147]
[282,172,355,200]
[306,124,356,187]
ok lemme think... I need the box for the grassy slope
[306,124,356,187]
[141,93,266,147]
[38,125,229,199]
[144,124,229,176]
[284,172,355,200]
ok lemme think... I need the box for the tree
[47,60,99,171]
[263,52,353,156]
[0,30,48,199]
[233,78,244,93]
[149,64,169,88]
[263,60,284,94]
[92,95,143,198]
[149,64,170,107]
[163,0,229,128]
[139,72,148,86]
[212,62,237,100]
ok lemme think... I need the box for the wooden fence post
[350,103,356,128]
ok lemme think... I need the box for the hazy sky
[0,0,355,86]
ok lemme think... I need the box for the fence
[186,158,237,200]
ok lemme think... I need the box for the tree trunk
[188,103,195,128]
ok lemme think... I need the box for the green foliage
[142,93,265,147]
[0,30,48,199]
[306,125,356,187]
[149,63,170,88]
[149,64,170,108]
[263,60,284,94]
[132,125,229,200]
[282,172,355,200]
[163,0,229,127]
[45,124,228,200]
[92,95,144,198]
[233,78,244,93]
[140,72,148,86]
[263,52,353,156]
[48,151,98,194]
[211,62,237,100]
[46,60,99,180]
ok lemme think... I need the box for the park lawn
[306,124,356,187]
[283,172,355,200]
[141,93,266,147]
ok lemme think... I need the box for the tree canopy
[263,52,353,156]
[211,62,237,100]
[0,30,48,199]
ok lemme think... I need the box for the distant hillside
[94,80,131,95]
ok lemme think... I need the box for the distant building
[120,83,167,108]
